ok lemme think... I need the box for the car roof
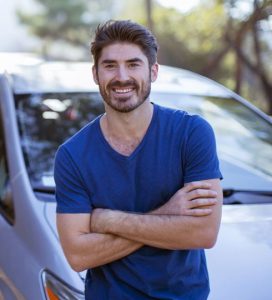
[3,60,230,97]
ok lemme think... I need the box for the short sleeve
[54,146,92,213]
[183,116,223,183]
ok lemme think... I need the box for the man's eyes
[129,63,140,68]
[103,63,141,69]
[105,64,115,69]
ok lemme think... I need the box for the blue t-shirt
[54,103,222,300]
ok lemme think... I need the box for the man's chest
[104,137,141,156]
[85,145,184,213]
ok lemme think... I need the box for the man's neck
[102,101,153,140]
[100,101,154,156]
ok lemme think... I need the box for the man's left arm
[91,178,222,250]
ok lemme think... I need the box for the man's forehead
[99,42,147,62]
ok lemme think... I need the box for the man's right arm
[57,213,143,272]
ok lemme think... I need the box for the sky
[157,0,201,12]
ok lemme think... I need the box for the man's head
[91,20,158,69]
[91,20,159,113]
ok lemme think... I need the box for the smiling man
[54,20,223,300]
[95,43,153,113]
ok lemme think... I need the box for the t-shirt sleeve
[54,146,92,213]
[183,115,223,183]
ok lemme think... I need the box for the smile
[113,88,134,94]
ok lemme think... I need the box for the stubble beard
[98,77,152,113]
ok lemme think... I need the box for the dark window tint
[16,92,104,189]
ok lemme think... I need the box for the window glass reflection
[16,93,104,188]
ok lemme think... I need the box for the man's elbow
[186,235,217,250]
[66,252,101,272]
[201,227,220,249]
[201,205,222,249]
[66,254,86,272]
[171,229,219,250]
[202,235,218,249]
[183,226,219,250]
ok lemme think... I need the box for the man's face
[92,43,158,113]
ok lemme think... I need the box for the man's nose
[115,65,130,81]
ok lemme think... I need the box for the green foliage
[119,0,272,113]
[17,0,90,45]
[17,0,117,58]
[117,1,229,72]
[155,3,226,66]
[16,0,272,113]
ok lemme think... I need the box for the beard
[98,77,152,113]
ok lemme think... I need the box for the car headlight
[42,270,84,300]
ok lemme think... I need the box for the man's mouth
[109,80,138,96]
[113,87,134,94]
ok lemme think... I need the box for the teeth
[114,88,132,93]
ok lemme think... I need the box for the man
[54,20,223,299]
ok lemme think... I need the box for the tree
[143,0,272,114]
[200,0,272,113]
[145,0,154,31]
[17,0,272,113]
[17,0,117,59]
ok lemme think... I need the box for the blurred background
[0,0,271,114]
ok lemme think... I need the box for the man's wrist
[91,208,121,234]
[103,209,120,233]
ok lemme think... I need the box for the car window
[0,106,14,224]
[16,92,104,188]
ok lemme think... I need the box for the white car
[0,60,271,299]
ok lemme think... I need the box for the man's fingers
[189,198,217,209]
[189,188,217,200]
[190,189,218,200]
[185,208,213,217]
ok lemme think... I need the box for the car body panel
[207,204,272,300]
[219,157,272,191]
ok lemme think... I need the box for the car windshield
[16,92,272,192]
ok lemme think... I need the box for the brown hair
[91,20,158,68]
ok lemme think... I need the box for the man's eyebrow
[101,58,144,64]
[126,58,144,63]
[101,59,116,64]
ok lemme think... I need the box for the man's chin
[111,104,137,113]
[108,99,146,113]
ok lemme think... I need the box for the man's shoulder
[155,103,207,128]
[60,115,101,153]
[155,103,186,116]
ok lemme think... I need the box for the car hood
[220,155,272,191]
[206,204,272,300]
[43,199,272,300]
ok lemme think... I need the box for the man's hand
[153,181,218,217]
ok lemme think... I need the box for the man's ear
[151,63,159,82]
[92,65,99,85]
